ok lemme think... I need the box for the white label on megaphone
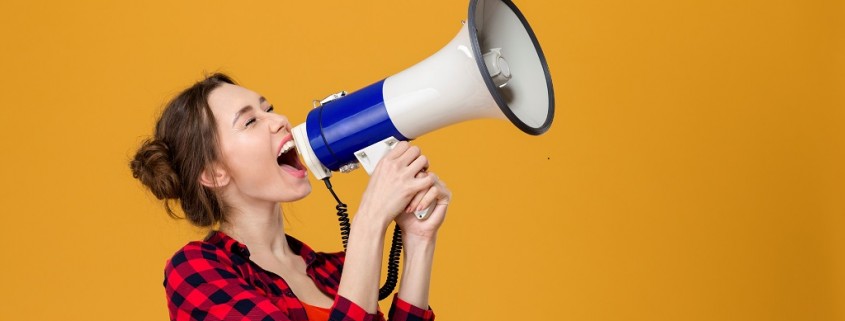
[354,136,399,175]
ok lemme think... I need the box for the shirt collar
[204,230,319,266]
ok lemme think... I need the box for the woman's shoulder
[166,231,250,268]
[166,240,227,266]
[163,240,247,291]
[163,238,248,276]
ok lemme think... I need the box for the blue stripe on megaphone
[305,79,408,171]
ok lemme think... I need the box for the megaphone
[292,0,554,182]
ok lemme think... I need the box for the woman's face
[207,83,311,205]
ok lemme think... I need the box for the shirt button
[284,290,295,297]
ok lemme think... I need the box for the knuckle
[384,157,398,167]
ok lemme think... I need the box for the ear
[199,163,230,188]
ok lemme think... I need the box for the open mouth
[277,140,306,171]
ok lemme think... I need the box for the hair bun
[130,139,181,200]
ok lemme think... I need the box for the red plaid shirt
[164,231,435,321]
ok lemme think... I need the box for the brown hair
[130,73,235,227]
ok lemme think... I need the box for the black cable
[323,178,351,249]
[323,177,401,301]
[380,224,402,300]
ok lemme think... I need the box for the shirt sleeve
[387,295,435,321]
[329,296,384,321]
[164,244,386,321]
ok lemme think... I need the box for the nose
[268,112,290,134]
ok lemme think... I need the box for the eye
[266,105,274,113]
[245,118,256,127]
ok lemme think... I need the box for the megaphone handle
[413,203,435,220]
[355,137,431,220]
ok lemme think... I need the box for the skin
[200,83,451,312]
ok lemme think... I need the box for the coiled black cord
[380,224,402,300]
[323,177,402,301]
[324,178,351,249]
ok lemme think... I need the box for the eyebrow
[232,96,267,127]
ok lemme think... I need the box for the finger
[425,173,451,206]
[408,172,436,194]
[404,172,429,213]
[409,172,436,198]
[406,171,434,201]
[413,183,444,213]
[396,145,421,167]
[406,153,429,174]
[386,141,411,160]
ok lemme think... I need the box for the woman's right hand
[356,141,434,227]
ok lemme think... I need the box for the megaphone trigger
[414,203,436,220]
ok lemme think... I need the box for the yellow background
[0,0,842,320]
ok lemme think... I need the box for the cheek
[220,135,271,176]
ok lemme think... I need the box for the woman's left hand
[395,171,451,242]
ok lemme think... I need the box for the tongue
[280,163,306,178]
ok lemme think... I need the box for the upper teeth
[279,140,295,156]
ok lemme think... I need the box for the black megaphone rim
[467,0,555,135]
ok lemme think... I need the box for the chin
[282,182,312,202]
[298,183,313,199]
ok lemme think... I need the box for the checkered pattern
[164,231,435,321]
[387,296,435,321]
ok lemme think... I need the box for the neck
[219,200,291,259]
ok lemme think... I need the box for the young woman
[131,74,450,321]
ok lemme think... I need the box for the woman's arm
[336,142,434,314]
[397,235,437,308]
[335,212,389,313]
[393,172,451,313]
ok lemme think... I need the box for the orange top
[301,301,331,321]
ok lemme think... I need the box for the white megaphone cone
[291,0,554,218]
